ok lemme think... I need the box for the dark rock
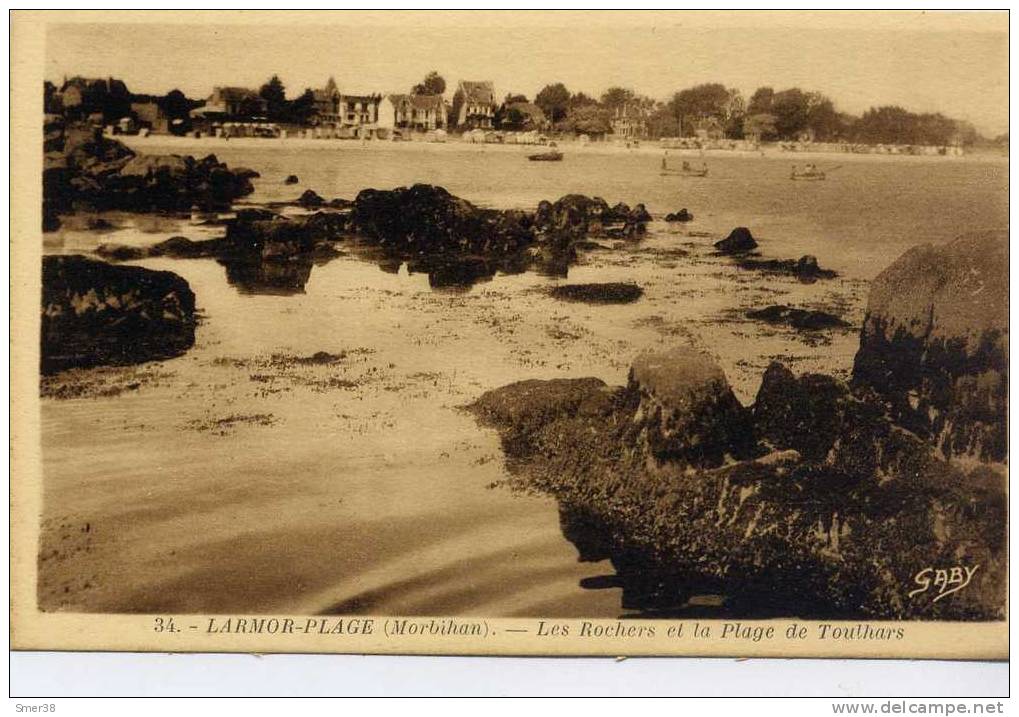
[535,194,611,237]
[84,216,116,231]
[625,346,755,467]
[232,167,261,179]
[234,208,279,223]
[629,203,652,223]
[42,205,61,232]
[852,230,1007,462]
[736,254,837,283]
[469,377,619,453]
[284,175,299,185]
[714,227,757,254]
[752,362,856,460]
[43,133,255,215]
[548,282,643,304]
[747,304,849,331]
[298,189,326,208]
[95,243,149,261]
[350,184,533,255]
[327,197,354,209]
[41,255,196,373]
[665,209,694,222]
[469,349,1007,619]
[151,235,226,259]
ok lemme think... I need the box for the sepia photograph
[10,9,1008,660]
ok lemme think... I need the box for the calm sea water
[39,143,1008,616]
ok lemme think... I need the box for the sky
[44,11,1009,135]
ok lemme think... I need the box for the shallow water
[39,144,1008,616]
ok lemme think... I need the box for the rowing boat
[528,151,563,162]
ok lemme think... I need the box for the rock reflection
[216,253,342,296]
[360,246,575,293]
[557,502,815,619]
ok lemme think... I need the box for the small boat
[660,167,708,177]
[660,157,708,177]
[791,170,826,181]
[529,150,563,162]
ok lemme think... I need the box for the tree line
[45,72,984,146]
[525,81,980,146]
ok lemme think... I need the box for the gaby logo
[908,565,979,603]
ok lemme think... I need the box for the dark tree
[412,71,446,96]
[504,93,528,104]
[600,86,635,110]
[667,83,732,136]
[159,89,192,120]
[561,104,612,135]
[747,87,775,116]
[535,83,571,124]
[259,75,287,120]
[288,88,317,125]
[496,106,527,131]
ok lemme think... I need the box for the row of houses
[49,74,656,140]
[189,77,502,137]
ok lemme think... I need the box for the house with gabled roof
[309,77,382,137]
[194,86,267,119]
[451,80,496,130]
[379,94,448,132]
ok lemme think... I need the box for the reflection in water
[213,246,576,297]
[368,245,574,292]
[557,502,835,619]
[218,256,316,296]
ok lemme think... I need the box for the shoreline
[118,134,1007,165]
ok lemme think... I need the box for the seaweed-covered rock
[350,184,533,255]
[41,255,196,373]
[736,254,837,283]
[852,230,1007,462]
[752,362,857,460]
[665,209,693,222]
[626,346,754,467]
[747,304,849,331]
[43,131,255,215]
[714,227,757,254]
[298,189,325,208]
[548,282,643,304]
[470,351,1007,619]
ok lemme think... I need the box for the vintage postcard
[10,10,1008,658]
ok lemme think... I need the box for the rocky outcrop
[714,227,757,254]
[473,230,1011,618]
[625,347,755,467]
[350,184,535,255]
[41,255,196,373]
[43,129,255,222]
[534,195,649,242]
[469,345,1006,619]
[298,189,325,208]
[852,230,1007,462]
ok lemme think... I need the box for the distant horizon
[45,13,1008,135]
